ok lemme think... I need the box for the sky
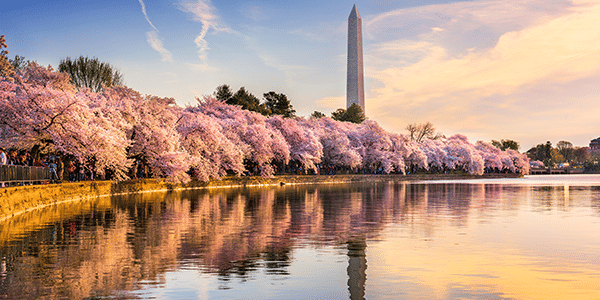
[2,0,600,150]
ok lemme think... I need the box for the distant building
[589,137,600,154]
[347,4,365,113]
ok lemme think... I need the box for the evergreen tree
[491,139,520,151]
[227,87,269,115]
[331,104,365,124]
[263,91,296,118]
[311,111,326,119]
[214,84,233,102]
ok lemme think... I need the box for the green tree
[527,142,549,162]
[9,55,28,72]
[227,87,269,115]
[331,108,346,121]
[543,141,554,166]
[214,84,233,102]
[491,139,520,151]
[528,141,558,167]
[311,111,326,119]
[331,103,365,124]
[556,140,574,163]
[0,35,15,82]
[551,148,564,165]
[263,91,296,118]
[58,56,124,92]
[573,147,589,164]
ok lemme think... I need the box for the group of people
[0,148,91,185]
[0,148,34,166]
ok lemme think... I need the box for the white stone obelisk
[347,4,365,113]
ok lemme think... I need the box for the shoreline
[0,173,522,223]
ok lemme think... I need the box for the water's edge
[0,173,521,223]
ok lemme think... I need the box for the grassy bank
[0,173,521,223]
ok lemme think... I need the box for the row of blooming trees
[0,63,529,182]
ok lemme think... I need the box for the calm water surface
[1,175,599,299]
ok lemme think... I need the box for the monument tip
[350,4,361,19]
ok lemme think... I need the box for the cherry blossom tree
[0,61,529,182]
[359,120,405,173]
[444,134,485,175]
[267,116,322,172]
[506,149,530,175]
[192,96,290,177]
[0,64,131,179]
[475,141,504,171]
[420,139,446,171]
[178,107,245,181]
[301,117,362,169]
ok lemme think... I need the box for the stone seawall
[0,173,521,223]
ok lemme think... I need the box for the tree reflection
[0,180,592,299]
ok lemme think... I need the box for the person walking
[68,161,76,182]
[78,163,85,181]
[0,148,5,187]
[48,159,58,183]
[0,148,7,166]
[56,157,64,182]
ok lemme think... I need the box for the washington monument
[347,4,365,113]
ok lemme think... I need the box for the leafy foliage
[331,103,365,124]
[263,91,296,118]
[310,111,326,119]
[58,56,124,92]
[0,35,15,82]
[9,55,28,72]
[491,139,520,151]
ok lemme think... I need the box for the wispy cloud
[364,0,600,147]
[315,96,345,109]
[139,0,173,62]
[138,0,158,32]
[243,34,312,88]
[242,6,266,21]
[188,63,218,72]
[146,31,173,62]
[177,0,231,63]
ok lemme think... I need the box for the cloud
[242,6,266,21]
[315,96,345,109]
[364,0,600,148]
[146,30,173,62]
[139,0,174,62]
[188,63,218,72]
[243,36,313,89]
[176,0,231,63]
[138,0,158,32]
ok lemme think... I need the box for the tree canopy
[214,84,233,102]
[331,103,365,124]
[1,58,532,182]
[311,111,326,119]
[263,91,296,118]
[491,139,520,151]
[0,35,15,82]
[58,56,124,92]
[214,85,296,118]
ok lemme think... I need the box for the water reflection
[0,178,599,299]
[347,238,367,300]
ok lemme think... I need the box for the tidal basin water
[1,175,600,299]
